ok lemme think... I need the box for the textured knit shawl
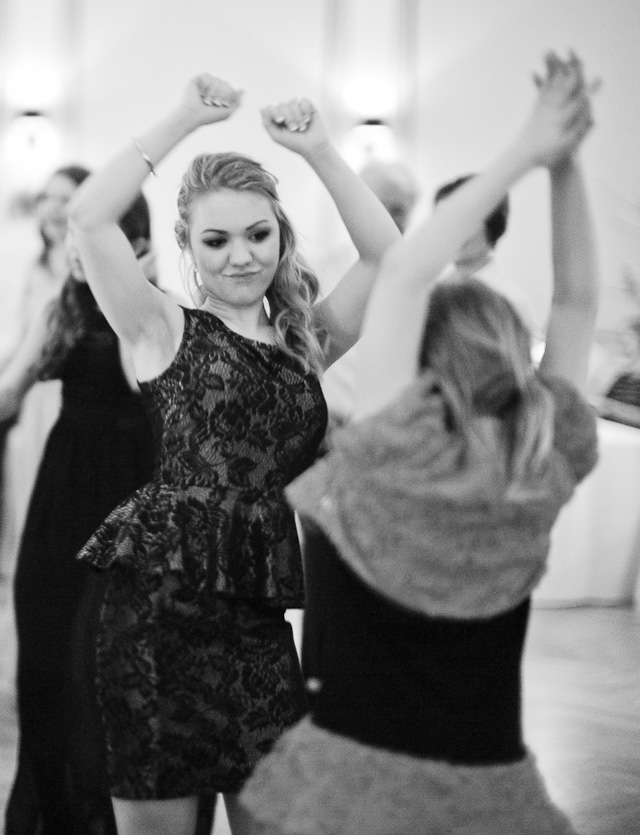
[286,370,598,619]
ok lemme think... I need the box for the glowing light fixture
[341,71,398,122]
[341,118,399,170]
[3,111,62,191]
[5,61,64,112]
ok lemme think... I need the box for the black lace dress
[77,307,327,799]
[6,281,156,835]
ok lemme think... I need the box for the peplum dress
[77,306,327,799]
[241,370,599,835]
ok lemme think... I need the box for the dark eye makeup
[201,226,273,248]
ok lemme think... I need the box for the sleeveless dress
[240,371,598,834]
[6,281,156,835]
[77,307,327,799]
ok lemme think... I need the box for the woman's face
[188,189,281,310]
[37,173,79,246]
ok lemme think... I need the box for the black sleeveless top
[312,542,529,764]
[77,307,328,607]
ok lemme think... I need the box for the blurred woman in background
[2,192,156,835]
[0,166,91,578]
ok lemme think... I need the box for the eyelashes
[251,229,272,242]
[202,229,272,248]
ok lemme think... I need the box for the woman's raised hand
[179,73,243,128]
[260,98,330,156]
[518,50,596,169]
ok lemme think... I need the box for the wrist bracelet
[132,137,157,177]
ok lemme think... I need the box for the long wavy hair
[38,192,151,380]
[174,152,324,377]
[419,277,555,483]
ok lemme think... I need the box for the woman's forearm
[0,359,40,422]
[69,108,200,231]
[302,143,401,263]
[550,157,599,311]
[382,139,533,295]
[0,308,50,420]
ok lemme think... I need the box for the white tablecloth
[534,418,640,607]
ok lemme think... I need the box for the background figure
[67,72,399,835]
[434,172,543,352]
[2,193,158,835]
[319,160,420,424]
[596,317,640,427]
[241,51,598,835]
[359,161,420,237]
[0,166,90,580]
[301,158,420,701]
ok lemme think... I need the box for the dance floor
[0,576,638,834]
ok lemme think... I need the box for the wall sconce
[2,110,62,194]
[341,118,399,171]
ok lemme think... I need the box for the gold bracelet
[132,137,156,177]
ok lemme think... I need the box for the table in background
[535,418,640,608]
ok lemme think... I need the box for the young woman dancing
[1,194,156,835]
[240,51,598,835]
[67,75,400,835]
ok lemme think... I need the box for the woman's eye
[251,229,271,243]
[203,238,226,249]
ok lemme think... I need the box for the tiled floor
[0,578,638,834]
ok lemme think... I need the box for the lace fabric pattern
[75,306,327,796]
[78,306,327,607]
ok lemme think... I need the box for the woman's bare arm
[261,100,401,367]
[351,53,594,420]
[68,74,242,382]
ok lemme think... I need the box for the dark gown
[77,307,328,799]
[5,281,156,835]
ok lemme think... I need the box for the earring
[190,263,207,307]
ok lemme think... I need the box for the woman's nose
[228,239,252,265]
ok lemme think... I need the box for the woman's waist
[155,466,290,496]
[312,660,525,764]
[77,474,304,605]
[309,554,529,763]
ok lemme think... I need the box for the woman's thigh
[112,796,198,835]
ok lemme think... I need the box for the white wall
[410,0,640,335]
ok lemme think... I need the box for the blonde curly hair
[175,152,325,377]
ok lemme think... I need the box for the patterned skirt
[96,559,306,799]
[240,718,579,835]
